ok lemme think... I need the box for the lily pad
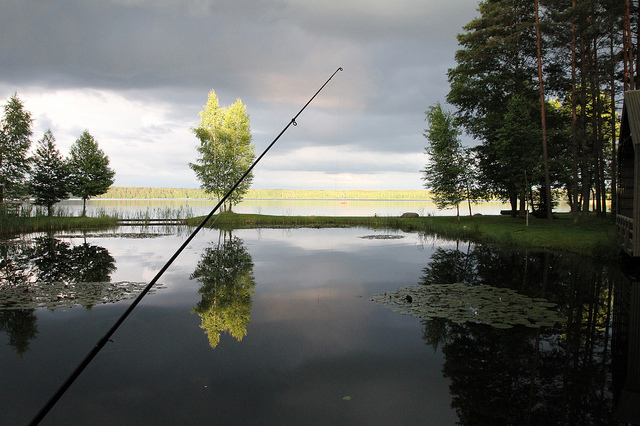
[0,281,163,310]
[371,283,564,329]
[359,235,404,240]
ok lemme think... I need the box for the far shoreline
[94,187,438,201]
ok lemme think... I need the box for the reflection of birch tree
[190,231,255,349]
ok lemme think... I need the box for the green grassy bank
[1,216,118,236]
[187,212,618,259]
[2,211,618,259]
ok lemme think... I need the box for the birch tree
[190,90,255,212]
[422,103,476,220]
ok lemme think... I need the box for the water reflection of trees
[0,309,37,356]
[1,235,116,287]
[0,234,117,355]
[190,231,255,349]
[420,243,617,424]
[611,261,640,424]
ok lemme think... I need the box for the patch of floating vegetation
[359,234,404,240]
[370,283,564,329]
[0,281,165,310]
[58,232,172,239]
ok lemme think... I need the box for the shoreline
[187,213,617,259]
[1,213,617,259]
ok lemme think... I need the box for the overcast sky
[0,0,479,190]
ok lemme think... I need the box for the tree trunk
[610,36,617,217]
[535,0,553,221]
[624,0,635,90]
[579,34,590,221]
[592,55,603,218]
[571,0,580,223]
[510,189,518,216]
[525,170,529,226]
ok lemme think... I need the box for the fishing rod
[29,66,343,425]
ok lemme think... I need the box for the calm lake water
[54,198,560,218]
[0,224,636,425]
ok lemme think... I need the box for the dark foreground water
[0,227,637,425]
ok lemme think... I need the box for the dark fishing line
[29,66,343,425]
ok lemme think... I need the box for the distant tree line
[423,0,633,222]
[96,187,437,201]
[0,93,115,216]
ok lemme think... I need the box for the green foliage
[0,209,117,236]
[189,91,255,212]
[29,129,70,216]
[0,93,33,203]
[485,94,542,201]
[447,0,625,219]
[422,103,477,219]
[447,0,539,142]
[68,130,115,216]
[446,0,548,214]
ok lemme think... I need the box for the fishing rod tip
[338,67,344,71]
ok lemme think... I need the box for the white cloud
[7,87,198,186]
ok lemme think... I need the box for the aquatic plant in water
[0,281,163,310]
[371,283,564,329]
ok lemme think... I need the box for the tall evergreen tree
[535,0,553,221]
[447,0,626,219]
[68,130,115,216]
[190,91,255,212]
[543,0,625,219]
[29,129,70,216]
[0,93,33,204]
[447,0,540,214]
[493,95,543,216]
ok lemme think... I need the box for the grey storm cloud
[0,0,479,189]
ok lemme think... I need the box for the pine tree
[68,130,115,216]
[0,93,33,203]
[447,0,541,214]
[29,129,70,216]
